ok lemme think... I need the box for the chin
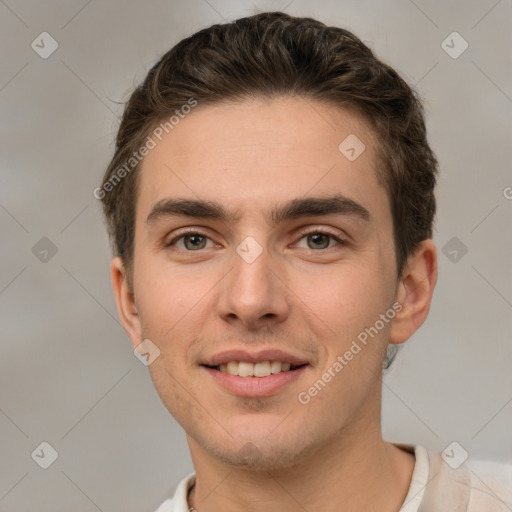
[191,423,326,472]
[209,442,308,471]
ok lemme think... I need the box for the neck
[186,410,415,512]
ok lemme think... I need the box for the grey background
[1,0,511,510]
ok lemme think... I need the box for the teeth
[270,361,282,374]
[238,361,253,377]
[227,361,238,375]
[254,361,271,377]
[217,361,295,377]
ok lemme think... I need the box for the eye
[164,227,347,252]
[294,228,346,250]
[165,229,215,251]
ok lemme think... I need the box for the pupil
[309,233,329,249]
[186,235,205,250]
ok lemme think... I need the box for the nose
[216,239,290,331]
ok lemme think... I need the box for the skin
[111,96,437,512]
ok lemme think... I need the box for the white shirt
[154,444,512,511]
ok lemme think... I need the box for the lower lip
[202,365,309,397]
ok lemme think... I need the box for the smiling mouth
[204,361,309,377]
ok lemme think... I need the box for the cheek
[134,255,217,338]
[292,263,391,341]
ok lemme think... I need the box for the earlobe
[110,257,142,348]
[388,239,438,345]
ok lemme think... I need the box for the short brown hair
[100,11,438,287]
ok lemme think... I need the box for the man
[97,11,512,512]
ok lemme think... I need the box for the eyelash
[165,227,347,251]
[295,227,347,248]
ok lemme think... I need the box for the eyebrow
[146,194,371,227]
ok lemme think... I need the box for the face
[112,96,435,471]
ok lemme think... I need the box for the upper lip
[202,349,310,367]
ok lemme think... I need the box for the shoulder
[396,444,512,511]
[153,472,196,512]
[465,457,512,511]
[425,449,512,511]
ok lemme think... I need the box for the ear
[111,256,142,349]
[388,239,438,345]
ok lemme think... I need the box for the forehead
[136,96,387,226]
